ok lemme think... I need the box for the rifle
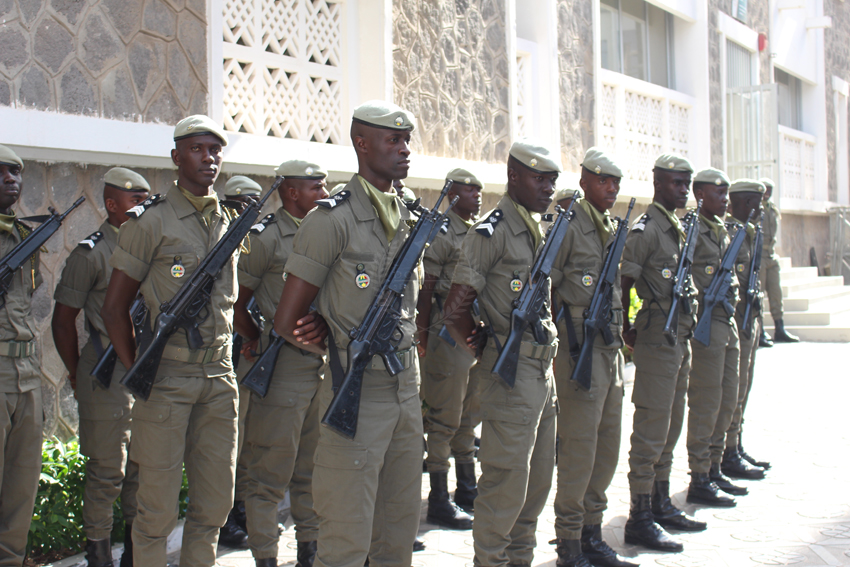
[692,213,752,347]
[322,180,458,439]
[491,192,579,388]
[662,200,702,347]
[0,197,85,308]
[91,295,148,388]
[120,179,281,400]
[232,296,262,371]
[240,328,285,398]
[570,197,636,391]
[434,294,457,347]
[740,213,764,339]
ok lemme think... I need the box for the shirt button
[354,460,360,466]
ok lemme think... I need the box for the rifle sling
[558,303,581,363]
[88,322,107,359]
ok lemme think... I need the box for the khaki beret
[654,153,693,173]
[224,175,262,197]
[446,167,483,188]
[104,167,150,192]
[0,144,23,170]
[693,168,730,187]
[759,177,775,189]
[582,147,622,177]
[173,115,229,146]
[509,138,563,173]
[275,160,327,179]
[398,186,416,203]
[555,187,584,202]
[352,100,416,131]
[729,179,766,195]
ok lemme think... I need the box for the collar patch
[126,194,163,218]
[250,213,275,234]
[78,231,104,250]
[316,190,351,209]
[474,209,504,238]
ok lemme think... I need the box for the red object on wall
[758,33,767,52]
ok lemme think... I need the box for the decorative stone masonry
[825,0,850,204]
[393,0,511,164]
[0,0,209,122]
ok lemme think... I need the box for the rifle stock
[240,330,285,398]
[741,215,764,339]
[92,295,147,388]
[662,201,701,347]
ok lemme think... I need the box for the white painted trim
[207,0,224,123]
[717,10,759,52]
[806,16,832,29]
[644,0,697,23]
[598,68,698,108]
[833,75,850,97]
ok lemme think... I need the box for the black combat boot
[413,536,426,552]
[296,540,317,567]
[651,480,707,532]
[687,473,736,507]
[773,319,799,343]
[85,538,114,567]
[710,462,748,495]
[555,538,592,567]
[759,328,774,347]
[454,462,478,512]
[623,494,683,552]
[119,524,133,567]
[721,447,765,479]
[219,505,249,548]
[255,559,277,567]
[427,472,473,529]
[580,524,638,567]
[739,433,771,469]
[233,500,248,531]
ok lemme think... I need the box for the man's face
[450,183,482,218]
[107,189,150,226]
[694,183,729,219]
[362,128,411,181]
[580,170,620,212]
[229,194,260,207]
[764,186,773,201]
[654,169,691,210]
[731,192,762,223]
[171,134,223,187]
[0,163,22,212]
[287,177,329,219]
[510,165,557,214]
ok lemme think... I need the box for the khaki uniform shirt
[110,185,238,378]
[452,194,557,345]
[238,207,322,380]
[621,203,697,330]
[691,215,739,321]
[54,220,116,339]
[423,209,470,324]
[550,202,623,349]
[285,175,420,402]
[733,222,758,319]
[0,222,42,393]
[762,201,779,256]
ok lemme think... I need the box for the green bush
[628,287,643,323]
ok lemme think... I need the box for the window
[775,68,802,130]
[726,40,753,88]
[599,0,674,89]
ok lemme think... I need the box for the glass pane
[776,68,801,130]
[600,4,621,72]
[647,4,668,88]
[621,0,646,81]
[726,40,753,88]
[621,0,644,19]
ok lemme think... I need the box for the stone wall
[0,0,208,123]
[556,0,595,172]
[781,213,831,271]
[392,0,511,164]
[824,0,850,204]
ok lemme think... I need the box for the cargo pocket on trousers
[478,403,536,470]
[313,444,368,521]
[130,402,177,471]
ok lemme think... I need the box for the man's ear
[507,165,518,183]
[353,135,368,155]
[171,147,180,167]
[104,197,118,214]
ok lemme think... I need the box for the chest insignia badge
[510,278,523,293]
[356,273,370,289]
[705,265,715,275]
[736,263,745,273]
[661,267,672,279]
[171,256,185,278]
[582,274,593,287]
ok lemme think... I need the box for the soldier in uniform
[444,140,559,567]
[721,180,770,481]
[0,145,44,567]
[233,160,329,567]
[683,168,744,510]
[274,101,423,567]
[103,115,240,567]
[620,154,705,553]
[224,176,262,213]
[758,178,798,345]
[416,168,482,529]
[550,148,637,567]
[52,168,150,567]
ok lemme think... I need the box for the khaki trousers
[473,349,556,567]
[243,368,321,558]
[77,341,138,539]
[760,255,783,321]
[628,308,691,495]
[312,376,423,567]
[421,328,478,472]
[130,374,239,567]
[727,317,760,447]
[0,388,42,566]
[553,320,623,540]
[686,318,739,473]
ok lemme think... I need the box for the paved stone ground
[54,342,850,566]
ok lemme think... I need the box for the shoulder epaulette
[475,209,504,237]
[440,216,450,234]
[250,213,275,234]
[632,213,649,232]
[78,231,104,250]
[14,220,32,239]
[315,190,351,209]
[126,194,163,218]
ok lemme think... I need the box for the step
[777,266,819,281]
[781,275,845,297]
[784,287,850,311]
[763,314,850,342]
[778,257,792,270]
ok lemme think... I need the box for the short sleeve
[54,250,97,309]
[620,230,647,281]
[451,231,498,293]
[109,218,157,282]
[285,210,342,288]
[422,233,450,278]
[237,235,271,290]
